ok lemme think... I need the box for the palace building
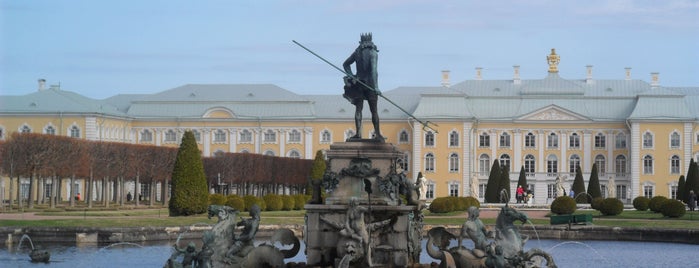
[1,49,698,205]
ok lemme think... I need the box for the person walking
[689,190,697,211]
[516,185,524,203]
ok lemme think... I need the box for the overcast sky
[1,0,698,99]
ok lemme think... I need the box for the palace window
[479,183,487,199]
[449,153,459,173]
[165,129,177,142]
[141,130,152,142]
[524,154,535,176]
[449,131,459,147]
[595,155,606,176]
[547,184,557,198]
[449,182,459,197]
[426,183,435,199]
[479,154,490,176]
[670,132,680,148]
[192,130,201,142]
[399,130,409,143]
[643,132,653,148]
[615,155,627,177]
[240,129,252,143]
[643,185,654,199]
[321,130,331,143]
[288,150,301,159]
[594,133,606,149]
[45,125,56,135]
[264,150,275,156]
[499,154,511,170]
[288,129,301,143]
[425,131,435,147]
[214,129,227,143]
[500,132,511,147]
[670,185,678,200]
[617,185,628,200]
[263,130,276,143]
[615,133,627,149]
[643,155,653,174]
[569,133,580,149]
[70,126,80,138]
[547,154,558,176]
[425,153,435,172]
[547,133,558,148]
[671,155,681,174]
[21,125,32,133]
[569,154,581,174]
[345,130,355,141]
[525,132,536,148]
[479,132,489,147]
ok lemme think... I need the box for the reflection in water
[1,239,697,267]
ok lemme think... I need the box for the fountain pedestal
[305,141,423,267]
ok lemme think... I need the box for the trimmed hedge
[429,197,454,213]
[225,195,245,211]
[243,195,266,211]
[591,197,604,211]
[293,195,307,210]
[551,196,577,215]
[281,195,295,211]
[649,196,668,213]
[209,194,226,205]
[263,194,284,211]
[660,199,686,218]
[428,196,481,213]
[633,196,650,211]
[599,198,624,216]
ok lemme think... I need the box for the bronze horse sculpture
[427,206,557,268]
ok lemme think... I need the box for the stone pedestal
[304,141,423,267]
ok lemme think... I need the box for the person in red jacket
[516,185,524,203]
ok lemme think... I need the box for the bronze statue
[459,206,493,251]
[343,33,383,141]
[227,205,261,258]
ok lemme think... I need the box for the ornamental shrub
[292,194,306,210]
[660,199,686,218]
[281,195,295,211]
[263,194,284,211]
[463,196,480,209]
[169,131,209,216]
[591,197,604,211]
[550,196,576,215]
[633,196,650,211]
[209,194,226,205]
[243,195,266,211]
[429,197,453,213]
[225,195,245,211]
[599,198,624,216]
[649,196,669,213]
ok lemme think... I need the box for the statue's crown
[360,32,372,42]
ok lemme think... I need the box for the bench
[550,214,593,225]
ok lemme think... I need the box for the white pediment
[520,105,588,121]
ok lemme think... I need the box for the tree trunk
[28,173,35,209]
[103,177,109,208]
[9,176,14,211]
[50,176,56,209]
[69,175,75,207]
[88,170,94,208]
[16,175,22,210]
[149,180,155,207]
[135,173,140,207]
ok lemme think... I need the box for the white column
[412,122,423,178]
[631,123,641,200]
[560,131,568,174]
[684,123,693,169]
[254,128,261,154]
[607,131,614,175]
[154,129,162,146]
[279,129,286,157]
[229,129,237,153]
[463,122,473,196]
[538,131,545,173]
[583,130,592,171]
[513,129,522,170]
[304,128,314,159]
[202,129,211,156]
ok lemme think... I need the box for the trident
[292,40,438,133]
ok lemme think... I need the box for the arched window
[547,133,558,148]
[288,150,301,159]
[643,155,653,174]
[643,132,653,148]
[595,155,606,175]
[214,129,227,142]
[615,133,626,148]
[165,129,177,142]
[288,129,301,143]
[479,154,490,176]
[70,126,80,138]
[594,133,606,149]
[449,131,459,147]
[569,133,580,148]
[670,132,680,148]
[425,131,435,146]
[449,153,459,173]
[239,129,252,143]
[191,130,201,142]
[525,132,536,148]
[615,155,627,177]
[345,129,355,141]
[524,155,535,176]
[479,132,490,147]
[547,154,558,176]
[213,150,225,157]
[569,154,580,174]
[321,130,332,143]
[499,154,511,170]
[264,150,276,156]
[140,129,152,142]
[45,125,56,135]
[263,130,276,143]
[425,153,435,172]
[499,132,511,147]
[671,155,681,174]
[399,130,409,143]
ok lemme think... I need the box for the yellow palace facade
[2,50,698,205]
